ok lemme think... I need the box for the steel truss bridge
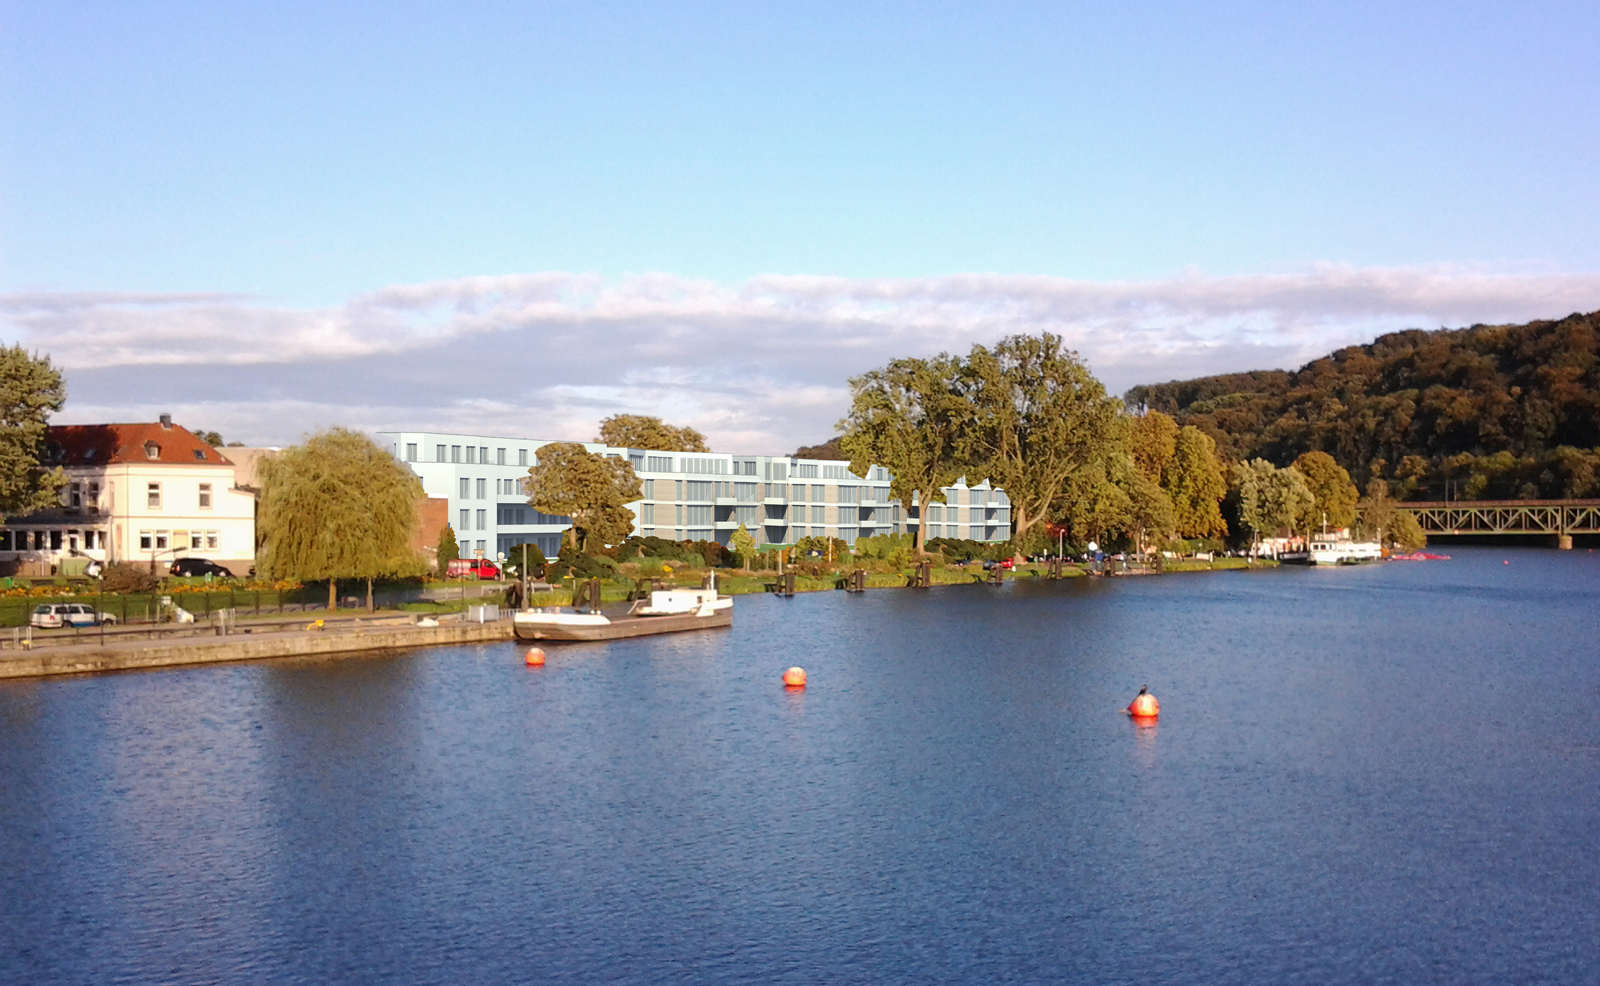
[1394,499,1600,540]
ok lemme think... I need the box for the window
[476,478,487,499]
[496,448,506,465]
[766,463,787,481]
[823,465,850,480]
[155,531,169,550]
[144,441,160,460]
[406,443,418,462]
[476,509,487,530]
[675,480,683,500]
[791,485,807,503]
[199,483,212,508]
[686,481,713,500]
[838,527,858,544]
[812,485,825,501]
[675,504,684,525]
[647,455,673,472]
[459,478,471,499]
[796,463,819,478]
[643,479,655,499]
[518,449,528,466]
[193,449,207,461]
[838,486,860,504]
[451,445,462,463]
[480,447,489,463]
[812,505,826,523]
[682,458,726,475]
[641,504,655,524]
[147,483,161,508]
[436,444,447,462]
[686,505,713,525]
[206,531,219,550]
[68,483,82,508]
[735,483,757,501]
[50,530,62,550]
[191,531,203,549]
[460,509,470,530]
[734,460,757,476]
[140,531,153,550]
[929,505,943,522]
[88,482,100,507]
[466,446,476,464]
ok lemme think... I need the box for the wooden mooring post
[914,561,932,588]
[848,569,867,592]
[989,565,1005,585]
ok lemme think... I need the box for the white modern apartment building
[0,418,258,576]
[376,430,1011,557]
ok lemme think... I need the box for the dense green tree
[838,355,965,555]
[1292,450,1359,534]
[526,442,642,551]
[1167,426,1228,538]
[257,428,427,610]
[436,524,460,573]
[0,345,66,522]
[1354,478,1427,551]
[596,414,710,452]
[958,333,1126,558]
[1232,459,1315,549]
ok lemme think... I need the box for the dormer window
[144,441,160,460]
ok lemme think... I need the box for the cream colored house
[0,417,258,576]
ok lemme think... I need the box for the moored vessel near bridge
[1279,538,1384,565]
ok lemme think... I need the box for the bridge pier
[1558,534,1573,550]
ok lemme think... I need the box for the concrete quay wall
[0,621,515,679]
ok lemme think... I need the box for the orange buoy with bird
[782,666,807,688]
[524,647,546,667]
[1126,684,1159,718]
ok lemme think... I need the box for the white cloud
[6,265,1597,452]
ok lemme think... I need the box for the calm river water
[3,548,1598,985]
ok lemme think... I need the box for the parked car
[30,603,118,629]
[447,559,501,580]
[169,558,233,578]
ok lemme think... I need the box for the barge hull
[513,609,732,642]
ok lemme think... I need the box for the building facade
[376,430,1010,558]
[0,419,258,576]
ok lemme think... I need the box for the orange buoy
[1127,689,1159,718]
[525,647,546,667]
[782,666,807,688]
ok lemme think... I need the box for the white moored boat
[512,576,733,641]
[1280,537,1383,565]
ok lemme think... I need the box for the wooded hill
[1125,310,1600,501]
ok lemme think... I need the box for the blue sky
[3,1,1598,447]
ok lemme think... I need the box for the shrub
[549,547,619,581]
[853,533,914,568]
[101,563,158,594]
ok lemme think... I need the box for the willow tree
[957,333,1125,558]
[525,442,642,551]
[596,414,710,453]
[257,428,426,611]
[0,345,67,522]
[838,355,965,555]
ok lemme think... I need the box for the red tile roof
[45,423,236,467]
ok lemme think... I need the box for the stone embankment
[0,618,513,680]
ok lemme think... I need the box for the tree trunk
[366,577,374,612]
[327,578,336,611]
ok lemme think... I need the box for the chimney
[159,413,172,429]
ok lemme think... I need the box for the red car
[447,559,501,579]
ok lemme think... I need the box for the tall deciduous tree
[838,355,965,555]
[596,415,710,453]
[958,334,1125,558]
[1354,479,1427,551]
[257,428,426,610]
[1129,410,1179,484]
[1292,450,1359,534]
[0,346,67,522]
[525,443,642,551]
[1166,426,1228,538]
[1232,459,1314,549]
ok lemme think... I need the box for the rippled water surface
[4,548,1599,985]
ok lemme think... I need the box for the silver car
[29,603,117,629]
